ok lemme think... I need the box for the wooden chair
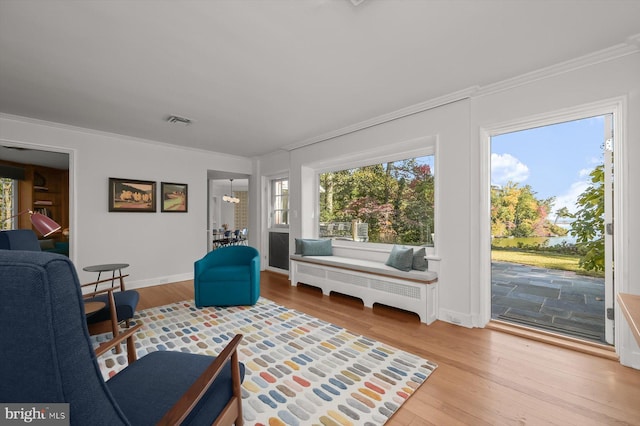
[0,250,244,426]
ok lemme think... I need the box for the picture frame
[161,182,188,212]
[108,178,156,212]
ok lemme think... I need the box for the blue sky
[491,115,605,219]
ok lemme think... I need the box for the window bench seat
[289,254,438,324]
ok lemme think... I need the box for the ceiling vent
[166,115,192,126]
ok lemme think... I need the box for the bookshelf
[17,164,69,240]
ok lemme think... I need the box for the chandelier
[223,179,240,204]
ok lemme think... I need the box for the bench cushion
[290,254,437,284]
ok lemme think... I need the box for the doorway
[489,114,614,344]
[0,145,71,255]
[206,172,249,252]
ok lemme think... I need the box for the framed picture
[161,182,188,212]
[108,178,156,212]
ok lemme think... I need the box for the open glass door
[490,114,614,345]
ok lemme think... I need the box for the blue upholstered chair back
[0,251,129,424]
[198,245,259,267]
[0,229,41,251]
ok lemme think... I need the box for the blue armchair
[0,230,139,336]
[0,229,41,251]
[194,245,260,307]
[0,251,245,425]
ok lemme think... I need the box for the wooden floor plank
[131,271,640,426]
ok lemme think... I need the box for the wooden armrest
[81,274,129,289]
[157,334,244,426]
[82,285,122,299]
[83,285,121,353]
[94,323,142,363]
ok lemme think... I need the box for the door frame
[0,140,75,261]
[478,97,628,350]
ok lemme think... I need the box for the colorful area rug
[92,298,437,425]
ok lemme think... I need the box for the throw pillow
[412,247,428,271]
[300,239,333,256]
[295,238,322,254]
[385,245,413,271]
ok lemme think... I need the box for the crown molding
[282,86,477,152]
[0,112,248,162]
[476,36,640,98]
[626,33,640,48]
[284,34,639,153]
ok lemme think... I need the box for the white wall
[267,50,640,368]
[0,115,252,287]
[472,52,640,368]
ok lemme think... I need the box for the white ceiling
[1,0,640,159]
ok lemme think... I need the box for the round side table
[83,263,130,291]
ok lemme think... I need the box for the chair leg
[107,290,121,353]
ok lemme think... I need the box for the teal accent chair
[0,250,245,425]
[194,245,260,307]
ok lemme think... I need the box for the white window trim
[269,176,289,229]
[309,135,438,253]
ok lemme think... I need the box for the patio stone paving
[491,262,606,343]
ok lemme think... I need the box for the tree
[490,182,565,239]
[554,206,571,224]
[570,165,605,272]
[0,178,14,230]
[318,157,434,245]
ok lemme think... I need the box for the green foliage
[491,240,584,255]
[491,181,559,239]
[570,165,605,272]
[554,206,571,224]
[319,158,434,245]
[0,178,15,230]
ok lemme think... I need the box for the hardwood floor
[135,271,640,426]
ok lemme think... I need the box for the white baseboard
[619,331,640,370]
[438,308,475,328]
[127,273,193,290]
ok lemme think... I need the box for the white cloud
[588,156,602,165]
[578,168,592,177]
[491,153,529,186]
[553,180,590,216]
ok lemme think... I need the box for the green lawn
[491,248,604,277]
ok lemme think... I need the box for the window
[0,177,17,230]
[319,155,435,245]
[270,178,289,227]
